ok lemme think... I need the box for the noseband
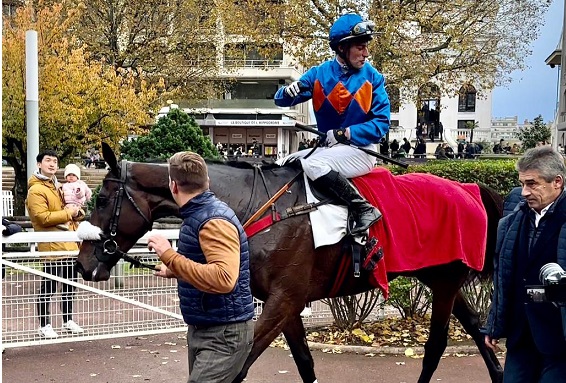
[97,160,156,271]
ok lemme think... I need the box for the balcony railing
[452,128,491,142]
[184,99,279,109]
[223,59,284,68]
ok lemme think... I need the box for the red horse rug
[352,167,488,297]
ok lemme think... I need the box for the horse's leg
[231,296,301,383]
[418,283,460,383]
[452,290,503,383]
[282,314,317,383]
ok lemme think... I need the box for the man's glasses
[351,21,375,36]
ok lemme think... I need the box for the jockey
[274,13,391,235]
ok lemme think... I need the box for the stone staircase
[2,167,15,191]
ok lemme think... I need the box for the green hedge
[388,159,519,196]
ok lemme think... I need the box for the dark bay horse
[76,143,504,383]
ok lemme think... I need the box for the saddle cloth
[307,167,488,297]
[305,172,349,248]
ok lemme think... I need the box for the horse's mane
[205,159,283,171]
[128,158,288,172]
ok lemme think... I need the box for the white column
[25,30,39,181]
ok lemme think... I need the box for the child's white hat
[64,164,81,180]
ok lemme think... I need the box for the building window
[390,120,399,127]
[386,85,400,113]
[457,120,475,129]
[2,2,18,17]
[458,84,476,112]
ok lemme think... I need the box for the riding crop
[295,122,408,168]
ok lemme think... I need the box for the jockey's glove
[325,128,349,147]
[285,81,303,98]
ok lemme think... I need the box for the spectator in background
[83,149,94,168]
[428,122,436,142]
[390,139,400,158]
[493,139,503,154]
[416,123,423,140]
[379,137,390,157]
[413,138,426,158]
[435,143,450,160]
[465,142,477,159]
[434,143,443,159]
[26,150,85,338]
[444,143,454,159]
[457,140,466,159]
[485,146,566,381]
[401,138,412,156]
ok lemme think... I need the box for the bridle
[95,160,157,271]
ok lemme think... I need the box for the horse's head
[76,143,161,281]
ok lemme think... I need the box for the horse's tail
[474,183,504,281]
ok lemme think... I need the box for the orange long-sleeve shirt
[160,219,241,294]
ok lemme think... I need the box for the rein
[98,160,156,271]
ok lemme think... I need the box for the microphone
[539,263,566,285]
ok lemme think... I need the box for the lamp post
[558,0,566,135]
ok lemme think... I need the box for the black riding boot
[313,170,382,235]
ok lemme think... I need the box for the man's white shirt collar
[533,202,553,227]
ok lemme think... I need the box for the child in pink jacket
[56,164,92,231]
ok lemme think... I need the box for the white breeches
[295,144,376,180]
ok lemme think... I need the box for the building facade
[160,61,493,158]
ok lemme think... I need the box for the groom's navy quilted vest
[177,191,253,326]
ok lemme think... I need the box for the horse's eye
[96,196,108,208]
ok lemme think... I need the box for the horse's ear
[101,142,118,173]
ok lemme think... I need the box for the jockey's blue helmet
[329,13,376,51]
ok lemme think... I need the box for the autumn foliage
[2,1,160,213]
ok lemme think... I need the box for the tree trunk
[6,158,28,216]
[13,169,28,216]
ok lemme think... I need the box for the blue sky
[492,0,563,123]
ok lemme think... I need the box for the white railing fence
[2,190,14,217]
[2,229,370,348]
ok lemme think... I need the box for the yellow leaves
[304,317,471,349]
[351,328,374,344]
[2,0,158,159]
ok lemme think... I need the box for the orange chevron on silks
[353,81,372,114]
[314,80,373,115]
[312,80,325,112]
[326,82,353,115]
